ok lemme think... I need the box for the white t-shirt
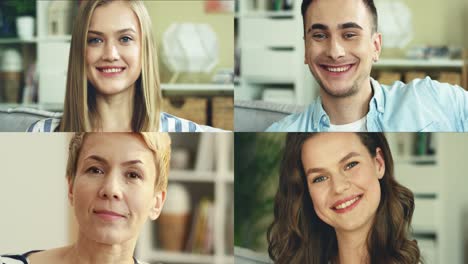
[329,116,367,132]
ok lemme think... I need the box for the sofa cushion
[0,107,62,132]
[234,100,306,132]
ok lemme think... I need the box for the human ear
[372,32,382,62]
[375,147,385,179]
[149,190,166,220]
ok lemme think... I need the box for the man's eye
[312,33,327,40]
[87,166,104,174]
[344,33,357,39]
[312,175,328,183]
[88,38,103,44]
[345,161,359,170]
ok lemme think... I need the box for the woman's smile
[331,194,363,214]
[96,66,127,77]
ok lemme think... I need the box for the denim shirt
[266,77,468,132]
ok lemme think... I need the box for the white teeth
[335,196,360,210]
[101,68,123,73]
[326,66,350,72]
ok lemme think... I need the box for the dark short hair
[301,0,378,35]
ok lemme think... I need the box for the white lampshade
[161,23,219,73]
[375,0,413,48]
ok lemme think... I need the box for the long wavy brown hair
[267,133,421,264]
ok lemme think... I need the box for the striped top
[27,112,206,132]
[0,251,149,264]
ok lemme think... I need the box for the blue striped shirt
[27,112,209,132]
[0,251,148,264]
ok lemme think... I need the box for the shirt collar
[312,78,385,130]
[311,96,330,131]
[370,78,385,114]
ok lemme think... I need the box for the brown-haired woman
[267,133,421,264]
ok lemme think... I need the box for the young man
[267,0,467,132]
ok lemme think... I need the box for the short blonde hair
[60,0,162,132]
[66,133,171,191]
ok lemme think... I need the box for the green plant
[2,0,36,17]
[234,133,285,251]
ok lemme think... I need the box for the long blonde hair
[60,0,162,132]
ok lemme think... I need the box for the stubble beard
[310,68,366,98]
[314,74,360,98]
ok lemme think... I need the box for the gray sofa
[1,100,306,132]
[0,107,62,132]
[234,100,306,132]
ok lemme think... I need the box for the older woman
[1,132,170,264]
[28,0,206,132]
[267,133,421,264]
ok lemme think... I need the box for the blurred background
[234,0,468,105]
[0,0,234,130]
[234,133,468,264]
[0,133,234,264]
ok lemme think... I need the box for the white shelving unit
[0,0,74,106]
[373,58,467,88]
[375,58,464,68]
[386,133,468,264]
[235,0,316,105]
[136,133,234,264]
[386,133,440,264]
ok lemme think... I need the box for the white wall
[0,134,69,253]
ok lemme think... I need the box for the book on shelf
[251,0,294,12]
[185,198,214,254]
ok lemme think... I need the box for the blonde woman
[28,0,207,132]
[1,132,170,264]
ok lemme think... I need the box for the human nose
[332,172,351,194]
[102,41,120,62]
[326,37,345,60]
[98,171,123,200]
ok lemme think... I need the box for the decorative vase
[157,184,191,251]
[16,16,35,40]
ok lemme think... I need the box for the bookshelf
[136,133,234,264]
[386,133,440,264]
[385,133,468,264]
[0,0,75,106]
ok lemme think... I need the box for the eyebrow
[307,22,363,34]
[304,152,361,175]
[88,28,137,36]
[84,155,143,166]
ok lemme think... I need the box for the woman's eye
[312,175,328,183]
[120,36,132,43]
[87,38,103,44]
[345,161,359,170]
[87,166,104,174]
[126,171,141,180]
